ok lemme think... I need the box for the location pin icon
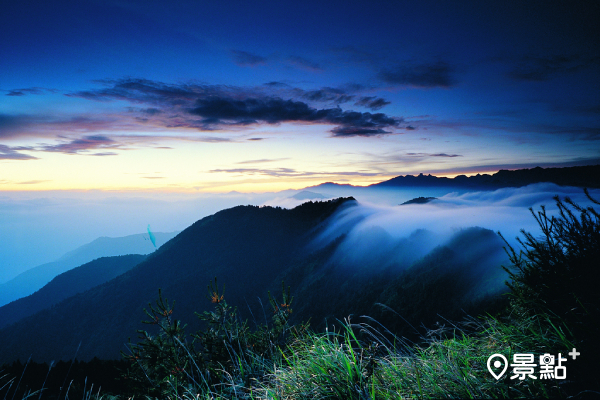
[487,354,508,380]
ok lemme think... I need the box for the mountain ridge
[0,231,177,307]
[0,254,146,330]
[305,165,600,190]
[0,198,355,362]
[0,197,508,363]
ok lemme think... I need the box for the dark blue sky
[1,0,599,191]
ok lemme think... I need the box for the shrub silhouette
[499,189,599,336]
[499,189,599,391]
[122,279,303,397]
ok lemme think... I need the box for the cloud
[508,54,599,81]
[210,167,299,177]
[299,87,354,104]
[364,151,464,166]
[0,112,146,140]
[4,87,53,96]
[378,61,456,88]
[430,153,462,157]
[0,114,36,138]
[293,87,391,111]
[312,184,600,270]
[330,127,391,137]
[0,145,37,160]
[354,96,390,110]
[407,115,600,142]
[38,135,122,155]
[17,180,49,184]
[231,50,267,66]
[287,55,323,71]
[210,167,383,178]
[68,78,405,137]
[189,96,402,135]
[263,81,289,88]
[236,158,289,164]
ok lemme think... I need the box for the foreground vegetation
[2,191,598,399]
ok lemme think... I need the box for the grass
[254,311,571,399]
[0,294,585,400]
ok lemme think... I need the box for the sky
[1,1,600,279]
[1,0,599,193]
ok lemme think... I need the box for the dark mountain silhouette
[372,165,600,189]
[306,165,600,191]
[0,254,146,330]
[0,198,508,363]
[0,199,351,363]
[0,232,177,307]
[400,196,436,205]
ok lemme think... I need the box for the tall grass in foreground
[115,309,570,399]
[256,312,571,399]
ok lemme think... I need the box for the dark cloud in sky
[231,50,267,66]
[508,54,599,81]
[294,88,390,111]
[190,97,402,135]
[0,145,37,160]
[300,87,353,103]
[287,55,322,71]
[141,107,162,115]
[76,78,205,104]
[354,96,390,110]
[378,61,457,88]
[430,153,462,157]
[70,78,404,137]
[263,81,289,88]
[39,135,121,155]
[231,51,323,72]
[331,127,391,137]
[5,87,50,96]
[404,152,462,158]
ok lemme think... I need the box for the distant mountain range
[0,254,146,330]
[0,232,178,307]
[309,165,600,190]
[0,198,508,363]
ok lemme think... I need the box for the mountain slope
[0,198,509,363]
[0,232,177,307]
[0,254,146,330]
[0,199,352,363]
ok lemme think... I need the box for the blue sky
[1,0,599,192]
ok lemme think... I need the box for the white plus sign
[569,348,580,360]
